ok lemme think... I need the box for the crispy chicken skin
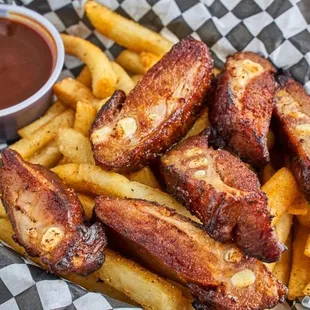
[90,37,213,174]
[209,52,276,168]
[94,196,287,310]
[273,73,310,202]
[159,129,284,262]
[0,149,106,275]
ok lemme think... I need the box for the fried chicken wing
[209,52,276,168]
[273,73,310,202]
[94,196,287,310]
[159,129,284,262]
[0,149,106,275]
[90,36,213,174]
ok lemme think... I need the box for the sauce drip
[0,18,54,109]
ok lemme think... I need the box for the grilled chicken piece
[95,196,287,310]
[0,149,106,275]
[90,36,213,174]
[209,52,276,168]
[273,73,310,202]
[160,129,284,262]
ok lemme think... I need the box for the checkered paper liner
[1,0,310,309]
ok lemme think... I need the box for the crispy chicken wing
[94,196,287,310]
[0,149,106,275]
[209,52,276,168]
[90,36,213,173]
[273,73,310,202]
[159,129,284,262]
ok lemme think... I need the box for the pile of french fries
[1,1,310,309]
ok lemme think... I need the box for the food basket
[1,0,310,309]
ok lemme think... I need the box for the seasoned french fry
[288,194,309,215]
[18,101,66,138]
[260,163,276,184]
[52,163,196,221]
[57,156,71,165]
[111,62,135,94]
[265,212,293,272]
[73,101,97,137]
[127,166,161,189]
[303,282,310,296]
[305,234,310,257]
[184,107,209,140]
[139,51,161,71]
[262,168,300,225]
[61,34,117,98]
[0,217,192,310]
[28,141,62,168]
[76,66,92,88]
[213,67,221,77]
[116,50,147,74]
[297,206,310,228]
[273,233,292,286]
[53,78,99,109]
[77,193,95,220]
[131,74,143,85]
[57,128,95,164]
[10,109,75,159]
[85,1,172,55]
[0,200,6,218]
[267,130,275,151]
[288,222,310,300]
[275,212,293,244]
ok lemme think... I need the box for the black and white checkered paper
[1,0,310,309]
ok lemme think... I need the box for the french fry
[77,193,95,220]
[57,156,71,165]
[127,166,161,189]
[77,63,135,95]
[297,206,310,228]
[266,212,293,272]
[267,130,275,151]
[0,200,6,218]
[303,282,310,296]
[61,34,117,99]
[85,1,172,56]
[139,51,161,71]
[288,194,309,215]
[17,101,66,138]
[111,62,135,94]
[116,50,147,74]
[305,234,310,257]
[10,109,75,159]
[76,66,92,88]
[184,107,209,140]
[73,101,97,136]
[273,233,292,286]
[57,128,95,164]
[275,212,293,244]
[260,163,276,184]
[52,163,196,221]
[0,217,192,310]
[131,74,143,85]
[213,67,221,77]
[28,141,62,168]
[262,168,300,225]
[53,78,99,109]
[288,222,310,300]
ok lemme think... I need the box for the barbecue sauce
[0,18,54,109]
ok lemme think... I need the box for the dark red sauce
[0,18,54,109]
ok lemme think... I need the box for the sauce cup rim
[0,4,64,117]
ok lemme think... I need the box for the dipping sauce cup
[0,5,64,143]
